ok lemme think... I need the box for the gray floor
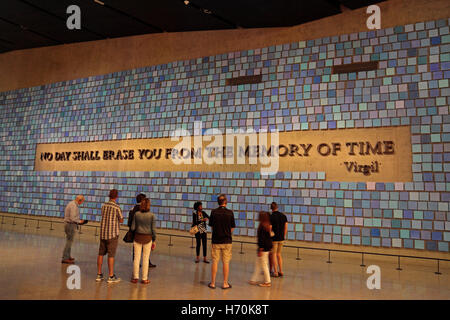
[0,221,449,300]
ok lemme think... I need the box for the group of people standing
[193,197,287,288]
[62,190,287,288]
[250,202,288,286]
[62,189,157,284]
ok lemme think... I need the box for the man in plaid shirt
[96,189,124,283]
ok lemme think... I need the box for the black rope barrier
[0,214,448,275]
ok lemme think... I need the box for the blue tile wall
[0,19,449,252]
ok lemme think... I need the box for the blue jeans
[62,223,77,260]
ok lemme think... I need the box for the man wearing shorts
[96,189,123,283]
[269,202,287,277]
[208,194,235,289]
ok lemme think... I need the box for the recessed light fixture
[94,0,105,5]
[184,0,189,5]
[203,9,212,14]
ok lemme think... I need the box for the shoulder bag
[123,229,135,243]
[189,225,199,235]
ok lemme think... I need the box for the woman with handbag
[125,193,156,268]
[130,197,156,284]
[192,201,210,263]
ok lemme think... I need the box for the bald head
[75,195,85,205]
[217,194,227,206]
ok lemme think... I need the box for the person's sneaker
[95,274,104,282]
[107,274,121,283]
[259,282,271,287]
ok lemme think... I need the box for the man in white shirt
[62,195,85,264]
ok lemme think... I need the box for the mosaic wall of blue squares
[0,19,449,252]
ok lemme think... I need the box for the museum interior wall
[0,0,449,253]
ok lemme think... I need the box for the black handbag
[123,230,135,243]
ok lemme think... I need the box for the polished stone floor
[0,219,448,300]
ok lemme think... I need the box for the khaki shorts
[98,236,119,257]
[271,241,284,254]
[211,243,232,264]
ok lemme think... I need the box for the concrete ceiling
[0,0,385,53]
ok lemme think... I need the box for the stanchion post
[95,227,98,237]
[396,256,402,271]
[296,247,301,260]
[435,259,442,275]
[36,220,40,229]
[326,250,332,263]
[24,218,28,228]
[239,242,244,254]
[50,221,54,230]
[190,237,195,248]
[78,225,83,234]
[12,216,16,225]
[1,215,4,224]
[168,235,173,247]
[360,253,366,267]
